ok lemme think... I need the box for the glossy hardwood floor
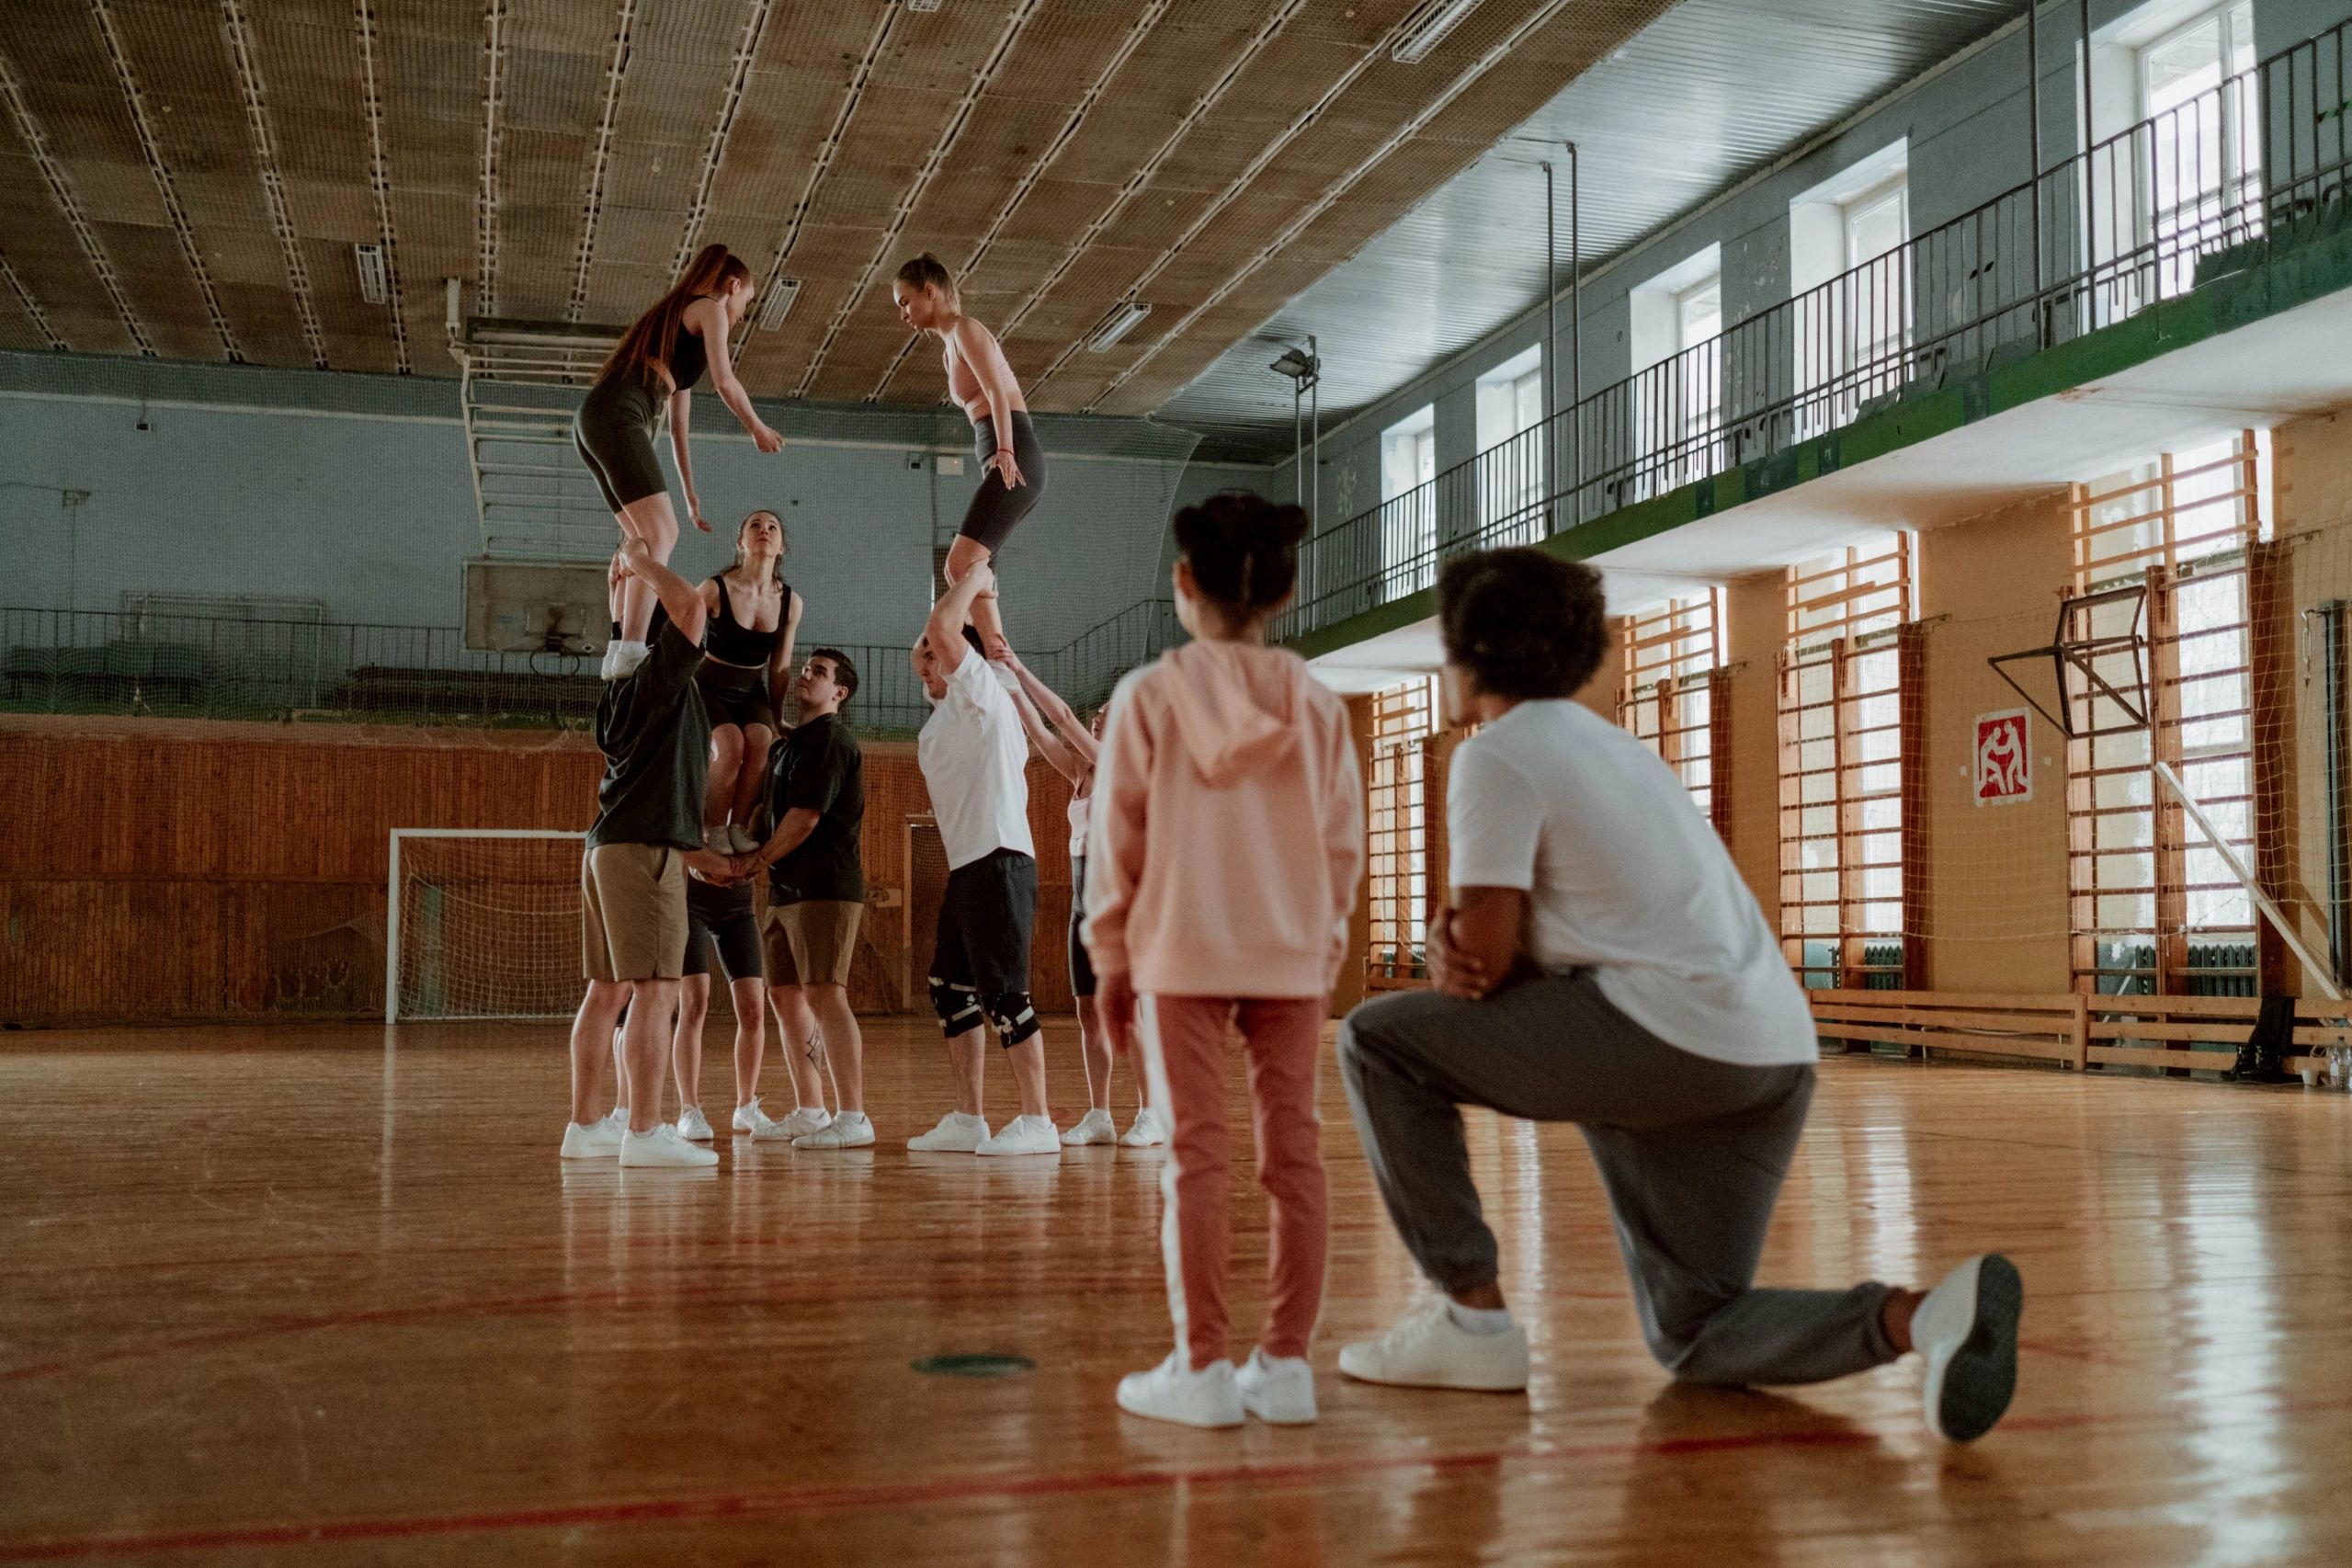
[3,1017,2348,1565]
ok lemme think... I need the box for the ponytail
[601,243,751,388]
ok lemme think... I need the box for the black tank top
[665,313,708,392]
[705,574,786,666]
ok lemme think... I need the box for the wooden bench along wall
[1809,988,2352,1076]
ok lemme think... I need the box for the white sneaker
[729,824,761,854]
[677,1105,713,1142]
[1914,1254,2022,1443]
[1061,1108,1119,1145]
[1337,1301,1528,1392]
[602,640,649,679]
[732,1098,778,1136]
[560,1119,622,1159]
[619,1124,720,1168]
[1235,1348,1317,1424]
[756,1106,832,1142]
[976,1115,1062,1156]
[795,1110,875,1149]
[702,824,732,854]
[907,1110,989,1152]
[1120,1107,1167,1147]
[1117,1353,1244,1428]
[600,1106,628,1136]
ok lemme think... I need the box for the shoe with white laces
[1120,1107,1167,1147]
[976,1115,1062,1156]
[702,824,733,855]
[560,1119,623,1159]
[731,1098,778,1136]
[907,1111,989,1152]
[676,1105,713,1142]
[1235,1348,1318,1425]
[1914,1254,2022,1443]
[795,1110,875,1149]
[1338,1301,1528,1392]
[619,1124,720,1168]
[756,1106,831,1142]
[1061,1108,1118,1146]
[601,1106,628,1136]
[729,824,761,855]
[1117,1354,1244,1428]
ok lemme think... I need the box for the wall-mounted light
[1392,0,1486,64]
[757,278,802,331]
[1085,300,1153,353]
[355,243,389,304]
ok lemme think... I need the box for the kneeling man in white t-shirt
[1334,547,2022,1445]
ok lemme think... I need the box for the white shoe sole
[1921,1255,2022,1443]
[795,1125,876,1150]
[1336,1338,1528,1392]
[559,1142,620,1160]
[976,1137,1062,1157]
[1117,1385,1244,1428]
[1061,1119,1117,1146]
[1238,1387,1318,1424]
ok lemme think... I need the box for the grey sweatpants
[1336,971,1898,1386]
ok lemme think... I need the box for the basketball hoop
[1985,583,2151,740]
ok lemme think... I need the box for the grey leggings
[1336,971,1898,1386]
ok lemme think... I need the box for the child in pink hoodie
[1085,492,1364,1428]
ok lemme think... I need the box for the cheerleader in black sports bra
[696,508,801,854]
[574,243,784,678]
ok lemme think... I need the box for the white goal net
[388,829,586,1022]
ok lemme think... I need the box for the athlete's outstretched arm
[684,297,782,454]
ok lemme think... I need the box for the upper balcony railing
[1283,16,2352,639]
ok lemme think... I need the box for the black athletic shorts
[695,657,778,733]
[1067,853,1097,999]
[683,881,763,983]
[961,412,1047,553]
[573,375,666,515]
[933,847,1037,1004]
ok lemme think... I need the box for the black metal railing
[1282,17,2352,637]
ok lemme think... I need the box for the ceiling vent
[354,243,388,305]
[1392,0,1486,64]
[756,278,802,331]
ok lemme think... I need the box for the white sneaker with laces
[756,1106,831,1142]
[1913,1254,2022,1443]
[795,1110,875,1149]
[1120,1107,1167,1147]
[731,1098,778,1136]
[1117,1354,1244,1428]
[1337,1301,1528,1392]
[619,1124,720,1168]
[560,1119,623,1159]
[907,1111,989,1152]
[1235,1348,1317,1424]
[1061,1108,1118,1146]
[729,824,761,854]
[702,824,732,854]
[976,1115,1062,1156]
[676,1105,713,1142]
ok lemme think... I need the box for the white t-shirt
[917,647,1035,869]
[1447,699,1817,1068]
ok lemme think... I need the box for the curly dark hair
[1172,491,1311,616]
[1437,548,1609,701]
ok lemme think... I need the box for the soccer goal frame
[386,828,586,1023]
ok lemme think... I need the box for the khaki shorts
[581,843,687,983]
[762,899,863,989]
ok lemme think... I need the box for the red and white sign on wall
[1974,709,2032,805]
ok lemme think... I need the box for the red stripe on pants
[1143,995,1330,1370]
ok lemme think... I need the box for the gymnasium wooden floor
[3,1017,2348,1565]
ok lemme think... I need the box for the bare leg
[703,725,744,833]
[614,493,681,646]
[943,537,1006,659]
[768,984,833,1112]
[609,1008,630,1117]
[729,977,767,1108]
[1006,1028,1050,1119]
[623,980,682,1135]
[806,983,864,1113]
[672,974,710,1110]
[731,722,775,826]
[568,980,631,1124]
[947,1027,987,1117]
[1076,994,1112,1113]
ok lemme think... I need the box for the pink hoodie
[1082,641,1363,999]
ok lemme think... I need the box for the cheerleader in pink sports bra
[995,645,1163,1147]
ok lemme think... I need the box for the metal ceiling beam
[0,43,152,357]
[0,252,65,351]
[670,0,779,278]
[567,0,642,324]
[220,0,329,370]
[476,0,511,317]
[351,0,412,373]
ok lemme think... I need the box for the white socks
[1447,1301,1516,1337]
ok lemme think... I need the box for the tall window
[1475,347,1546,544]
[1367,676,1438,989]
[1778,534,1915,989]
[1619,590,1725,823]
[1791,144,1911,437]
[1379,407,1438,599]
[2138,1,2259,297]
[2066,433,2262,994]
[1630,246,1724,494]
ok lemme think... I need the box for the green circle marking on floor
[912,1353,1037,1379]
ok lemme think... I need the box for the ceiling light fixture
[1085,300,1153,352]
[756,278,802,331]
[1392,0,1487,64]
[354,243,388,305]
[905,0,943,12]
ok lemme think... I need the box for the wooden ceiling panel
[53,157,170,228]
[211,281,309,365]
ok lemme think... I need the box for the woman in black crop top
[575,244,784,679]
[696,508,802,854]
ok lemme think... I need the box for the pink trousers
[1138,994,1330,1370]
